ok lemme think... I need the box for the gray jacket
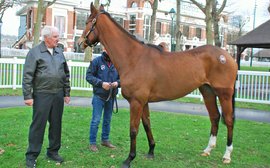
[22,41,71,100]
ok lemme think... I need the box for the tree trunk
[84,47,92,62]
[212,0,227,47]
[94,0,100,7]
[190,0,214,45]
[149,0,158,44]
[33,0,56,47]
[212,0,221,47]
[175,0,182,51]
[205,0,214,45]
[84,0,100,62]
[33,0,45,47]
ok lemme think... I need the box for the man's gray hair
[41,26,59,40]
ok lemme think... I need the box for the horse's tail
[232,88,236,123]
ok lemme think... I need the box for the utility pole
[0,18,2,58]
[250,0,257,67]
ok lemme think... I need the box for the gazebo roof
[229,19,270,48]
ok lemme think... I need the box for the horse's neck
[97,15,142,74]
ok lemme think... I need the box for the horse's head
[77,3,104,50]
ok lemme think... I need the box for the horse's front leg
[142,103,155,158]
[122,100,143,168]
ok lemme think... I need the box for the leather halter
[84,12,104,47]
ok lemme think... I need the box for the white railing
[1,47,97,61]
[2,48,270,67]
[0,57,269,104]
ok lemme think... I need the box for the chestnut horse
[78,4,238,168]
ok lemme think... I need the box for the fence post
[12,57,17,89]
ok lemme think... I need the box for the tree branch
[190,0,205,13]
[217,0,227,15]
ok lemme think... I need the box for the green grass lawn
[0,106,269,168]
[240,66,270,72]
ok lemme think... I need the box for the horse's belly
[148,86,197,102]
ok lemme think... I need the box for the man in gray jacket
[23,26,70,168]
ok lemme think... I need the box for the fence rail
[0,57,269,104]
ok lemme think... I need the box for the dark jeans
[25,91,64,160]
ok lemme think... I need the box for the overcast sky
[1,0,269,36]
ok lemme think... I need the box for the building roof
[254,49,270,58]
[229,19,270,48]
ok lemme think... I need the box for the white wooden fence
[0,57,269,104]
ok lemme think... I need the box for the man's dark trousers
[25,90,64,160]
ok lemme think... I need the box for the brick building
[14,0,229,52]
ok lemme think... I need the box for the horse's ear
[90,2,98,14]
[99,4,105,11]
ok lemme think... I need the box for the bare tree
[33,0,56,46]
[84,0,112,62]
[229,15,249,37]
[149,0,159,43]
[94,0,100,7]
[190,0,214,45]
[84,0,100,62]
[212,0,227,47]
[175,0,182,51]
[0,0,22,20]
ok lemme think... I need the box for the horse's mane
[102,12,163,52]
[102,12,142,43]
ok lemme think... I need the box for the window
[143,15,151,41]
[183,25,189,38]
[76,11,88,30]
[144,1,151,8]
[131,2,137,8]
[196,28,201,39]
[54,16,66,38]
[129,15,136,34]
[114,17,124,27]
[74,36,83,53]
[219,27,225,47]
[156,21,161,34]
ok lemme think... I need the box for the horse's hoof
[145,154,154,159]
[201,152,210,156]
[121,163,130,168]
[210,145,216,148]
[222,158,231,164]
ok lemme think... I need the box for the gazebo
[229,19,270,69]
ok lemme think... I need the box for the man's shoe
[89,145,98,152]
[101,141,116,149]
[26,159,36,168]
[46,154,64,163]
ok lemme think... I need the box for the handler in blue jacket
[86,50,120,152]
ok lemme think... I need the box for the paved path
[0,96,269,123]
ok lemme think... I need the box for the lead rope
[106,86,118,114]
[105,86,113,101]
[113,94,118,114]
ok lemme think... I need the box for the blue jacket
[86,52,120,100]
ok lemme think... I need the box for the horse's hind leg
[199,85,220,156]
[141,103,155,158]
[215,88,235,164]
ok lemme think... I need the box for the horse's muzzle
[77,37,87,50]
